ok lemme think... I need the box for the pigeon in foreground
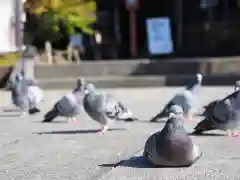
[144,105,202,167]
[201,80,240,117]
[150,73,202,123]
[42,78,86,123]
[193,89,240,137]
[83,83,137,135]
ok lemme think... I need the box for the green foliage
[26,0,96,35]
[0,53,20,67]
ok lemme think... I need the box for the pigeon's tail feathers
[159,100,175,117]
[193,118,215,134]
[150,102,174,122]
[28,107,40,115]
[42,108,58,122]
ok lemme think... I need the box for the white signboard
[146,17,173,55]
[0,1,22,53]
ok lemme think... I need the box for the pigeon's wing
[55,92,79,117]
[169,92,191,115]
[102,94,121,119]
[150,97,176,121]
[202,100,219,116]
[83,93,106,124]
[11,82,29,109]
[115,101,134,120]
[24,79,37,86]
[194,118,217,133]
[212,100,233,124]
[195,99,235,133]
[27,85,44,108]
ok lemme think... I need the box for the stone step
[35,59,204,79]
[37,75,240,89]
[35,57,240,79]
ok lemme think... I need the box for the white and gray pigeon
[83,83,137,135]
[150,73,202,123]
[144,105,202,167]
[42,78,86,123]
[10,73,42,117]
[194,89,240,137]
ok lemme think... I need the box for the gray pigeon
[144,105,202,167]
[194,90,240,137]
[201,80,240,117]
[10,73,37,117]
[42,78,86,123]
[150,73,202,123]
[83,83,137,135]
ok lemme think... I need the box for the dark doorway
[117,0,176,59]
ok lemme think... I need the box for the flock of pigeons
[8,74,137,135]
[7,72,240,167]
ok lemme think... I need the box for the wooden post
[125,0,139,58]
[45,41,53,64]
[129,10,137,57]
[67,43,73,62]
[176,0,183,50]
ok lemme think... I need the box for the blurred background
[3,0,240,63]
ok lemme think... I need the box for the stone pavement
[0,87,239,180]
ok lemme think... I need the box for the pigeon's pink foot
[72,118,79,123]
[227,130,240,137]
[99,130,105,135]
[232,132,240,137]
[98,126,108,135]
[68,118,79,123]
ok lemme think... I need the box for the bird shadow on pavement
[188,132,226,137]
[133,119,167,124]
[0,113,22,118]
[100,156,193,169]
[33,121,68,124]
[33,128,126,135]
[100,156,152,168]
[2,108,22,112]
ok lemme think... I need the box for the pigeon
[193,89,240,137]
[83,83,137,135]
[150,73,202,122]
[144,105,202,167]
[10,73,38,117]
[201,80,240,117]
[42,78,86,123]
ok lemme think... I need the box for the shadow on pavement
[100,156,195,168]
[188,132,226,137]
[100,156,152,168]
[2,108,22,112]
[0,113,21,118]
[34,128,126,135]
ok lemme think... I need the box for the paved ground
[0,87,239,180]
